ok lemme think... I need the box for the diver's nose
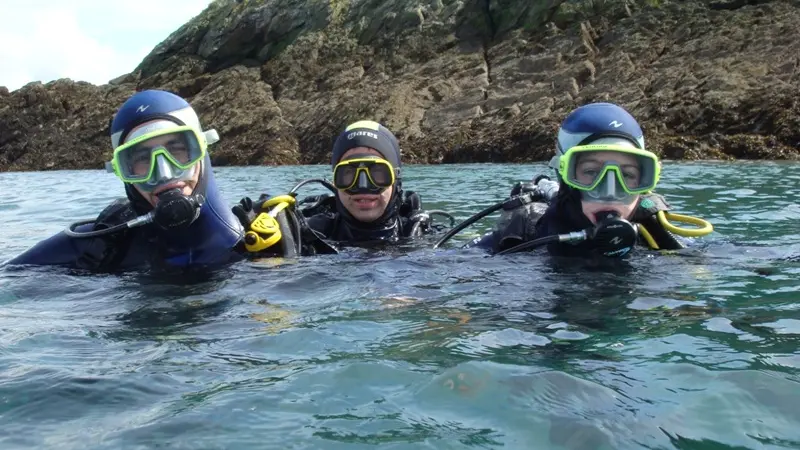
[592,173,618,201]
[357,171,369,189]
[149,154,177,185]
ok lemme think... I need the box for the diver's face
[128,122,201,207]
[337,147,394,223]
[577,151,640,224]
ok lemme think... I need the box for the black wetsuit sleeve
[6,199,137,270]
[6,224,112,270]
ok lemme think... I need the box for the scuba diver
[434,102,714,257]
[275,120,454,250]
[6,90,301,272]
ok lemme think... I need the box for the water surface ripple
[1,162,798,449]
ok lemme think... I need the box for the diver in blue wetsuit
[6,90,299,272]
[435,102,714,257]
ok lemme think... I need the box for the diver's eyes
[368,166,391,185]
[581,168,600,177]
[339,165,357,179]
[576,166,602,183]
[621,170,641,187]
[165,140,187,151]
[164,140,190,163]
[127,148,152,175]
[130,148,151,163]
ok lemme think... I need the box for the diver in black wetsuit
[285,120,453,250]
[6,90,299,272]
[436,102,714,257]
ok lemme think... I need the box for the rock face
[2,0,799,172]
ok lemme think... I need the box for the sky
[0,0,213,92]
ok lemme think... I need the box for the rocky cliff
[1,0,799,172]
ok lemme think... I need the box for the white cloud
[0,0,212,92]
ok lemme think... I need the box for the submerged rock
[1,0,799,171]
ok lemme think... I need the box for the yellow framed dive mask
[106,125,207,189]
[559,144,661,203]
[332,156,396,194]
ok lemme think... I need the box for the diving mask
[106,125,206,192]
[333,155,396,194]
[559,144,660,204]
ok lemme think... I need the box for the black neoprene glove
[232,197,257,230]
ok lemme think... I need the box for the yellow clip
[244,213,282,252]
[243,195,297,253]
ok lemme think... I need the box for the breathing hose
[289,178,337,195]
[432,201,506,249]
[64,214,153,239]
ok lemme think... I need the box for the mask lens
[366,163,392,187]
[128,147,153,177]
[333,164,359,189]
[333,157,395,191]
[561,145,658,195]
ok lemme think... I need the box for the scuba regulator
[150,189,204,230]
[589,211,637,257]
[495,210,637,257]
[64,189,204,238]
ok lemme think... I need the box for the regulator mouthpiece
[589,211,637,257]
[152,188,204,230]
